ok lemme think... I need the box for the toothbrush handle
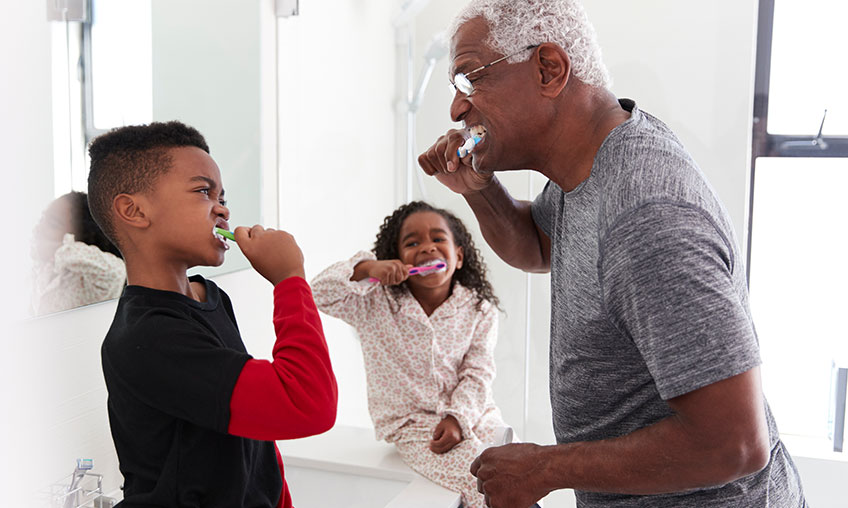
[216,227,236,241]
[370,269,420,282]
[457,136,481,157]
[411,264,443,274]
[369,264,443,282]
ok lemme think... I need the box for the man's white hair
[448,0,611,89]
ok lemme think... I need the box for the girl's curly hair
[373,201,499,311]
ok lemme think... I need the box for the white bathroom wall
[274,0,400,428]
[793,455,848,508]
[3,301,123,505]
[0,1,56,321]
[0,1,59,502]
[585,0,758,242]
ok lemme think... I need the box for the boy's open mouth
[213,226,230,250]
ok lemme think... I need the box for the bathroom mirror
[147,0,265,278]
[32,0,270,316]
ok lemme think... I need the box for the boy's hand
[234,225,305,286]
[430,415,462,454]
[354,259,413,285]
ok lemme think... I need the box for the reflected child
[30,190,126,315]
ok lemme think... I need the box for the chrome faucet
[62,458,95,508]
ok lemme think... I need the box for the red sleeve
[228,277,338,440]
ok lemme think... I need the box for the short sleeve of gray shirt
[599,201,760,399]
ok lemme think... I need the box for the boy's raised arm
[228,277,337,440]
[226,225,338,440]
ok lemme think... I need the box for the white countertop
[278,425,461,508]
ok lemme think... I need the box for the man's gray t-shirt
[531,99,804,507]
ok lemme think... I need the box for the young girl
[311,201,507,508]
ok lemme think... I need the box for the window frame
[748,0,848,281]
[748,0,848,453]
[81,17,108,147]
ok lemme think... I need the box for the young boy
[88,121,337,508]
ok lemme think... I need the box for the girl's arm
[310,251,382,327]
[443,303,499,439]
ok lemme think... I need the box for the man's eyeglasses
[450,44,539,96]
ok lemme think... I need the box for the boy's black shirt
[102,275,282,507]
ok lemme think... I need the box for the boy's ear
[113,193,151,231]
[455,245,464,270]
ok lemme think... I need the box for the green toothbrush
[215,227,235,241]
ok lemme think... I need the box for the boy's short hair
[87,121,210,248]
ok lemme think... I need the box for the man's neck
[535,87,630,192]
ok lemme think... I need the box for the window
[50,0,152,195]
[83,0,152,138]
[749,0,848,453]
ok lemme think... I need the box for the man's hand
[418,129,494,195]
[234,225,305,286]
[470,443,551,508]
[430,415,463,454]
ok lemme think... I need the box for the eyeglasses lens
[452,73,474,96]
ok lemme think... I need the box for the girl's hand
[352,259,413,285]
[430,415,463,454]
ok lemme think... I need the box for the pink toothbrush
[369,262,447,283]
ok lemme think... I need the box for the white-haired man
[418,1,806,507]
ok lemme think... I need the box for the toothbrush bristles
[410,262,446,275]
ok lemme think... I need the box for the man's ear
[113,193,151,231]
[536,43,571,98]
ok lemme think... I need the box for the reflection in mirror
[38,0,265,316]
[30,191,126,316]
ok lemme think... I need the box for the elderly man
[418,1,806,507]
